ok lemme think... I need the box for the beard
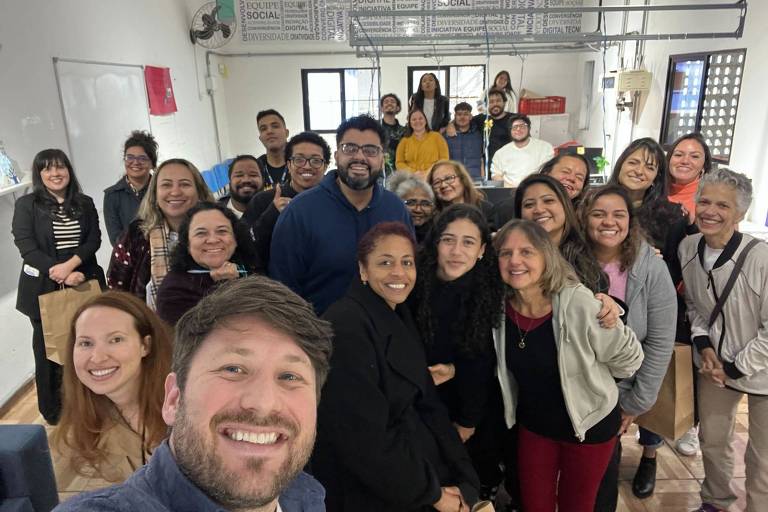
[171,400,314,510]
[512,133,531,143]
[230,183,259,204]
[337,160,381,190]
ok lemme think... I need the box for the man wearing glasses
[268,115,413,314]
[244,132,331,267]
[490,114,554,188]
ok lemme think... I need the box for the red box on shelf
[518,96,566,115]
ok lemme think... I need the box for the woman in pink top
[667,133,712,223]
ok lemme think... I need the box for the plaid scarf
[147,223,175,309]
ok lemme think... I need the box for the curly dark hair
[411,204,503,356]
[123,130,159,167]
[170,202,260,273]
[579,185,644,272]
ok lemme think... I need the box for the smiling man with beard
[219,154,264,218]
[55,276,333,512]
[268,115,413,315]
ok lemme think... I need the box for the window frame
[407,64,487,109]
[301,67,379,133]
[659,48,747,164]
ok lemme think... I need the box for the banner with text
[238,0,583,42]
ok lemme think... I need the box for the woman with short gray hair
[388,171,436,243]
[679,168,768,512]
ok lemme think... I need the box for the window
[407,65,486,113]
[660,49,746,163]
[301,68,379,133]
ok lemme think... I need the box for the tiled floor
[0,385,749,510]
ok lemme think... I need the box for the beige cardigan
[493,284,644,441]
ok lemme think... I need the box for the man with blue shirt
[268,114,413,314]
[444,102,484,179]
[55,277,332,512]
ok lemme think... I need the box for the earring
[478,255,483,260]
[362,279,368,286]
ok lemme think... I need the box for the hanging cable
[482,14,492,183]
[354,16,382,121]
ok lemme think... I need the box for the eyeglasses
[511,123,529,131]
[404,199,434,209]
[339,143,382,157]
[125,155,151,164]
[431,174,457,188]
[289,156,325,169]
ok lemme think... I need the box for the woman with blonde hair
[493,219,643,511]
[107,158,213,306]
[52,291,172,483]
[426,160,495,227]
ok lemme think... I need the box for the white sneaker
[675,426,700,456]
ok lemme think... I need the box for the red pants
[518,425,617,512]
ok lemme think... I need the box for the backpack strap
[708,238,761,327]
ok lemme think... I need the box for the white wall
[212,49,583,159]
[0,0,219,406]
[575,0,767,224]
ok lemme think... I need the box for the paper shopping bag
[636,343,695,440]
[39,280,102,364]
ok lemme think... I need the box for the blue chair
[0,425,58,511]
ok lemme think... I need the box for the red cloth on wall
[144,66,177,115]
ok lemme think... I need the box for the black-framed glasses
[404,199,434,209]
[289,156,325,169]
[339,143,382,157]
[124,154,151,164]
[431,174,457,188]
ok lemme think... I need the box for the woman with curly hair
[409,204,505,497]
[156,202,261,325]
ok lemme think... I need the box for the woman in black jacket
[156,202,259,325]
[409,204,504,499]
[409,72,451,132]
[314,221,480,512]
[12,149,106,424]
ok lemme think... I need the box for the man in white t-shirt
[491,114,554,187]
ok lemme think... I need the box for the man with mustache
[490,113,554,188]
[219,154,264,218]
[268,115,413,315]
[55,276,333,512]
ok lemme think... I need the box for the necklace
[512,309,530,349]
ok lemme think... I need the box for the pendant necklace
[512,309,529,349]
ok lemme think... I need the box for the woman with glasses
[388,171,436,244]
[427,160,495,229]
[396,109,449,180]
[104,131,158,246]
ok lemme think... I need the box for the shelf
[0,181,31,198]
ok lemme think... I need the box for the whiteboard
[54,58,151,264]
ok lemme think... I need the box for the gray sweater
[617,241,678,416]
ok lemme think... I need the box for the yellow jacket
[395,132,449,177]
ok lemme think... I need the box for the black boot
[632,456,657,499]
